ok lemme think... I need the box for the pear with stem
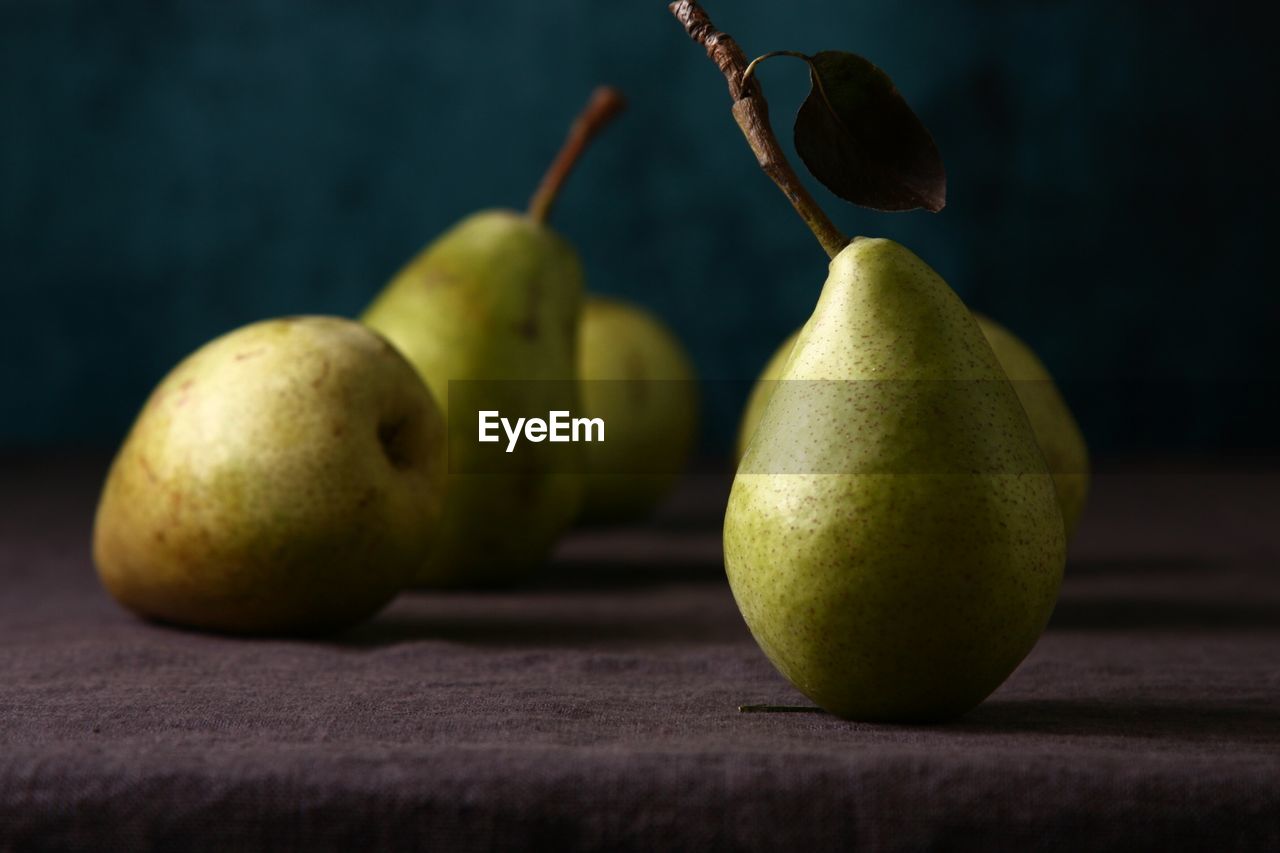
[672,1,1065,721]
[362,88,626,585]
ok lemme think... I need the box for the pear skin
[975,315,1090,537]
[725,238,1065,722]
[577,296,699,523]
[735,329,799,461]
[93,317,447,635]
[362,211,583,585]
[737,320,1089,537]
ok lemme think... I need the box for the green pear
[576,296,699,523]
[734,328,799,461]
[362,211,584,585]
[93,316,447,635]
[725,238,1066,722]
[361,88,625,585]
[974,315,1090,537]
[737,320,1089,536]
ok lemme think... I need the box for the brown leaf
[793,51,946,213]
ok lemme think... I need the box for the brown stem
[528,86,628,224]
[669,0,849,259]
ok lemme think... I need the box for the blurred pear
[577,296,698,523]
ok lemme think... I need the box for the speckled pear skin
[93,317,448,635]
[577,296,699,523]
[735,328,799,461]
[724,238,1066,722]
[362,210,583,586]
[737,320,1089,539]
[976,315,1090,538]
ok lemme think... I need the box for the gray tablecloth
[1,455,1278,851]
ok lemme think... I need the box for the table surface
[1,455,1278,851]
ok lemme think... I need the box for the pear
[93,317,447,635]
[669,0,1063,721]
[734,328,799,461]
[726,238,1066,722]
[361,88,625,585]
[737,319,1089,536]
[974,315,1090,537]
[362,212,584,585]
[576,296,699,523]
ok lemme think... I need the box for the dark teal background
[2,1,1276,452]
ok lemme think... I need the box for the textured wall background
[2,1,1277,452]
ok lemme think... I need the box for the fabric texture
[1,454,1278,851]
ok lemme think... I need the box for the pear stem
[669,1,849,260]
[741,51,811,84]
[528,86,628,224]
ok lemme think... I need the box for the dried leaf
[793,51,946,212]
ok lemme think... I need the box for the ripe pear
[974,315,1090,537]
[361,88,625,585]
[576,296,699,523]
[93,317,447,635]
[737,320,1089,536]
[362,212,584,585]
[734,328,799,461]
[725,238,1066,722]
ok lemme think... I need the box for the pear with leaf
[362,88,625,586]
[672,1,1066,721]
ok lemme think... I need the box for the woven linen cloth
[1,454,1278,851]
